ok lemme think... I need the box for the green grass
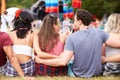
[0,75,120,80]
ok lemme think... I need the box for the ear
[78,20,82,25]
[78,20,81,25]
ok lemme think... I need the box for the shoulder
[9,31,15,37]
[32,31,38,38]
[98,29,109,37]
[59,32,67,44]
[32,31,39,41]
[89,28,109,36]
[92,28,105,33]
[1,32,11,39]
[0,32,9,36]
[0,32,13,45]
[29,31,38,42]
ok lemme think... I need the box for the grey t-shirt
[64,28,109,77]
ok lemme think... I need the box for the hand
[65,27,72,36]
[34,56,41,63]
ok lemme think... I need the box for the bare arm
[33,33,58,59]
[35,50,73,66]
[4,45,36,80]
[105,34,120,47]
[103,54,120,62]
[102,44,106,56]
[101,44,106,63]
[3,45,24,77]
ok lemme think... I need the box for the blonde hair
[104,14,120,33]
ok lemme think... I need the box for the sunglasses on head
[49,14,55,18]
[49,14,56,25]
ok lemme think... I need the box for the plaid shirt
[34,63,68,76]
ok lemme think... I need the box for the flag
[72,0,82,8]
[45,0,58,13]
[63,0,74,18]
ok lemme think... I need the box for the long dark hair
[38,14,59,51]
[12,10,34,38]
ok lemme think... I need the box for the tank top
[12,45,33,57]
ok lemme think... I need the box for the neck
[80,25,88,30]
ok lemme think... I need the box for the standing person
[102,14,120,76]
[0,14,35,80]
[34,14,68,76]
[35,9,120,78]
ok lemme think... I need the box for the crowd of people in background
[0,1,120,80]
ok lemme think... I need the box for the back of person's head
[38,14,59,51]
[38,1,45,10]
[76,9,92,26]
[12,9,34,38]
[104,13,120,33]
[36,1,47,20]
[40,14,58,34]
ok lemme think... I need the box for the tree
[81,0,120,19]
[6,0,38,9]
[67,0,120,20]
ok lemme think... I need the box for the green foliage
[79,0,120,19]
[6,0,38,9]
[82,0,106,19]
[66,0,120,20]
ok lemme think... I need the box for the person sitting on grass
[35,9,120,78]
[102,13,120,76]
[34,14,68,76]
[0,13,35,80]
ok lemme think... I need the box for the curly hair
[38,14,59,51]
[76,9,92,26]
[104,14,120,33]
[12,10,34,38]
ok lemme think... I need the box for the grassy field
[0,75,120,80]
